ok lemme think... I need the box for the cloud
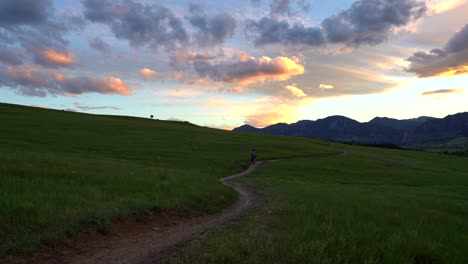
[35,48,75,67]
[0,46,24,65]
[165,89,201,98]
[269,0,311,16]
[294,60,400,98]
[169,49,222,70]
[82,0,188,50]
[0,0,51,25]
[270,0,292,16]
[140,68,158,76]
[421,88,463,96]
[246,112,284,127]
[187,5,236,47]
[319,84,334,89]
[73,102,121,111]
[406,24,468,77]
[89,37,111,53]
[82,0,116,23]
[246,17,326,46]
[322,0,427,46]
[0,65,132,97]
[203,96,314,128]
[247,0,427,47]
[0,0,85,68]
[285,84,307,97]
[56,75,132,96]
[139,68,158,80]
[194,56,304,85]
[427,0,466,14]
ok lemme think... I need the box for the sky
[0,0,467,129]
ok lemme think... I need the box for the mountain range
[233,112,468,150]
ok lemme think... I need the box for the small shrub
[97,218,112,235]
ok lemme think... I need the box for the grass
[410,137,468,153]
[172,148,468,263]
[0,103,337,256]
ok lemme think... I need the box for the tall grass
[0,103,336,255]
[173,148,468,263]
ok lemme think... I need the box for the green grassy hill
[174,151,468,263]
[0,103,336,256]
[1,103,467,263]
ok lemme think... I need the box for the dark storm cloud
[0,0,85,68]
[247,0,427,47]
[0,47,23,65]
[82,0,116,22]
[187,5,236,47]
[246,17,325,46]
[0,66,132,97]
[269,0,310,15]
[445,24,468,53]
[251,0,310,16]
[0,0,52,25]
[89,37,111,53]
[406,24,468,77]
[82,0,188,50]
[269,0,292,15]
[321,0,427,46]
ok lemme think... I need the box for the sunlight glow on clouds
[285,84,307,97]
[203,96,315,128]
[0,66,132,97]
[194,56,305,86]
[427,0,466,13]
[406,24,468,77]
[0,0,467,128]
[39,49,75,67]
[140,68,157,76]
[139,68,158,79]
[319,84,334,89]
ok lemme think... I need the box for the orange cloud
[139,68,158,77]
[1,65,132,96]
[40,49,75,66]
[285,84,307,97]
[435,65,468,77]
[194,56,305,86]
[245,112,285,128]
[319,84,334,89]
[102,77,132,95]
[53,75,132,95]
[240,53,251,62]
[4,66,47,86]
[202,96,314,128]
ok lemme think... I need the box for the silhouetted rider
[250,149,257,165]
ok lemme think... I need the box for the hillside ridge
[233,112,468,150]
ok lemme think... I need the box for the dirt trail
[4,161,264,264]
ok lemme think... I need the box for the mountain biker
[250,149,257,164]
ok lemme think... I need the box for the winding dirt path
[4,161,265,264]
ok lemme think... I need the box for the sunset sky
[0,0,467,129]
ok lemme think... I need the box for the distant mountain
[234,124,260,133]
[368,116,436,131]
[233,113,468,150]
[401,113,468,146]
